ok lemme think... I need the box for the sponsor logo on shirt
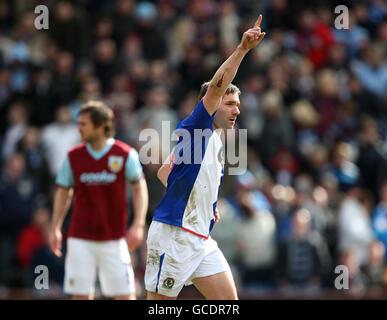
[80,170,117,184]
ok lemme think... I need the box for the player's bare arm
[157,152,174,187]
[49,186,74,257]
[127,177,149,251]
[203,14,265,115]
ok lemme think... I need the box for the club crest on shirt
[108,156,124,173]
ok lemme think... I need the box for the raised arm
[203,14,266,115]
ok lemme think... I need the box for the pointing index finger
[254,14,262,28]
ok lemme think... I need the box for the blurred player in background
[145,15,266,300]
[49,101,148,300]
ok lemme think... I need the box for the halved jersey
[153,99,224,239]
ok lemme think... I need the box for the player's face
[214,92,241,129]
[77,113,100,142]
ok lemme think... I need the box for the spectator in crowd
[41,105,79,177]
[133,85,178,160]
[372,182,387,259]
[239,75,266,144]
[94,39,122,93]
[290,100,320,171]
[0,152,40,237]
[112,0,136,48]
[134,1,168,61]
[312,69,341,139]
[329,141,360,192]
[362,240,387,292]
[258,90,294,170]
[333,10,369,58]
[211,197,242,291]
[338,187,375,266]
[357,117,385,198]
[277,208,331,292]
[2,101,28,160]
[211,197,239,267]
[17,206,50,269]
[352,44,387,99]
[50,51,80,108]
[17,205,65,291]
[229,170,272,214]
[0,152,41,287]
[16,127,51,194]
[50,1,88,59]
[339,249,366,297]
[235,188,277,288]
[294,9,334,69]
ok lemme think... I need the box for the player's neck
[89,137,108,151]
[212,123,223,136]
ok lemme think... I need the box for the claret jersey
[56,138,143,240]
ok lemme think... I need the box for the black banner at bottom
[1,299,382,319]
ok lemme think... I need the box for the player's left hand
[239,14,266,51]
[126,224,145,251]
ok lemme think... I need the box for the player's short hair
[198,81,241,100]
[79,100,115,137]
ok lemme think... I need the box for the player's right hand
[49,228,63,257]
[126,224,145,252]
[239,14,266,51]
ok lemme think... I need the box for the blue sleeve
[176,99,214,131]
[56,156,74,188]
[125,149,143,182]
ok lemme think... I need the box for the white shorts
[64,237,135,297]
[145,221,231,297]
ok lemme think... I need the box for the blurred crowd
[1,0,387,298]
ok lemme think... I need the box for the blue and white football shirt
[153,99,224,238]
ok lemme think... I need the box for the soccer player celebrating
[145,15,266,299]
[50,101,148,300]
